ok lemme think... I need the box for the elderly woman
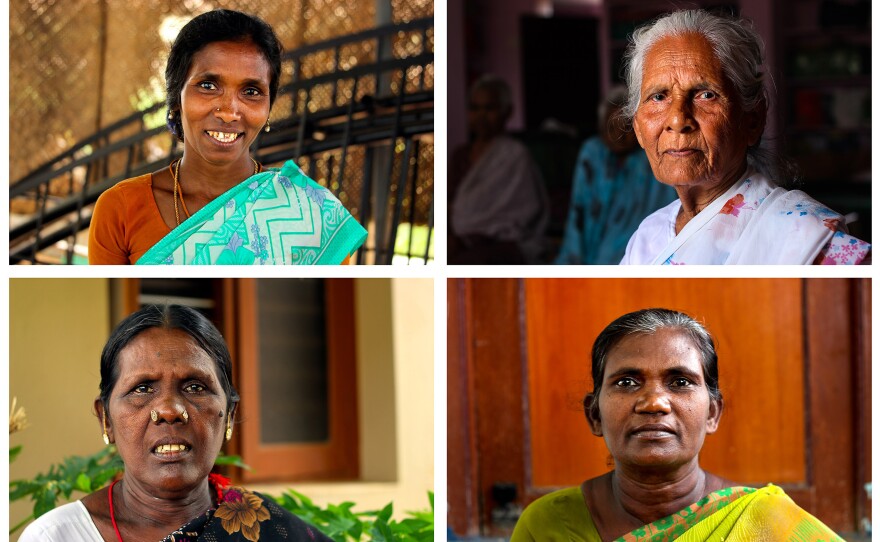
[89,10,366,265]
[20,305,332,542]
[512,308,843,541]
[449,75,549,264]
[618,10,869,265]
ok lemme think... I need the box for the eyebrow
[605,365,703,381]
[189,71,269,87]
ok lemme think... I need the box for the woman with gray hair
[618,10,869,264]
[512,308,843,541]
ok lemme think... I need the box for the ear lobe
[584,394,603,436]
[705,396,723,434]
[95,398,112,443]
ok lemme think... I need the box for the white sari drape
[622,172,870,265]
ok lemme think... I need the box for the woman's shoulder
[513,487,599,541]
[93,173,154,213]
[19,501,102,542]
[99,173,154,198]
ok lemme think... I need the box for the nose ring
[150,410,158,422]
[181,408,189,423]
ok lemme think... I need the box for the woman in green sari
[88,10,366,265]
[511,309,842,541]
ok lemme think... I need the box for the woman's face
[632,33,763,190]
[468,87,509,141]
[178,39,271,167]
[99,328,228,498]
[588,328,722,470]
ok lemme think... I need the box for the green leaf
[377,502,393,523]
[34,489,58,519]
[10,445,22,463]
[371,516,394,542]
[9,480,43,501]
[213,453,251,470]
[74,473,91,493]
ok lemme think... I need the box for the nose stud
[181,408,189,423]
[150,410,158,422]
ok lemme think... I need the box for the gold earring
[225,416,233,441]
[151,410,158,422]
[264,120,271,132]
[102,415,110,445]
[181,408,189,423]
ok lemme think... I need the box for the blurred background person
[449,75,549,264]
[555,86,675,264]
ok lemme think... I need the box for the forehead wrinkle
[643,35,725,86]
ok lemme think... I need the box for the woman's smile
[205,130,243,145]
[178,39,271,166]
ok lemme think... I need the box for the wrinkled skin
[632,33,764,227]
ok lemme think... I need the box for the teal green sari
[138,160,367,265]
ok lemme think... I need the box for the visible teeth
[207,131,239,143]
[155,444,188,453]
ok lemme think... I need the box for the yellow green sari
[511,485,844,541]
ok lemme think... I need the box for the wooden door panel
[525,278,806,487]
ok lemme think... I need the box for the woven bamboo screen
[10,0,433,184]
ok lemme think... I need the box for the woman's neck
[178,154,255,200]
[673,163,747,233]
[113,476,214,535]
[612,461,706,525]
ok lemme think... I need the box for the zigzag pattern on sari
[138,160,367,265]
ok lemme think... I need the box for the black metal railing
[10,17,434,265]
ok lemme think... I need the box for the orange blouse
[88,174,170,264]
[88,175,352,265]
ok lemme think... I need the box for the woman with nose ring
[88,9,367,265]
[19,304,333,541]
[512,308,843,541]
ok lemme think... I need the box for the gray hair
[469,74,512,113]
[584,308,721,422]
[621,10,795,183]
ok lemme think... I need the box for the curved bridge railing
[10,17,434,265]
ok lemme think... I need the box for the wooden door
[447,278,870,537]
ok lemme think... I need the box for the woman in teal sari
[512,309,843,541]
[88,10,366,265]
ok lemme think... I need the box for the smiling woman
[88,10,367,265]
[19,305,333,542]
[511,308,843,541]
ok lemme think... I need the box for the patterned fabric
[621,171,870,265]
[160,485,332,542]
[510,484,844,542]
[555,138,676,265]
[138,160,367,265]
[618,486,756,541]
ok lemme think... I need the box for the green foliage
[9,445,123,534]
[273,489,434,542]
